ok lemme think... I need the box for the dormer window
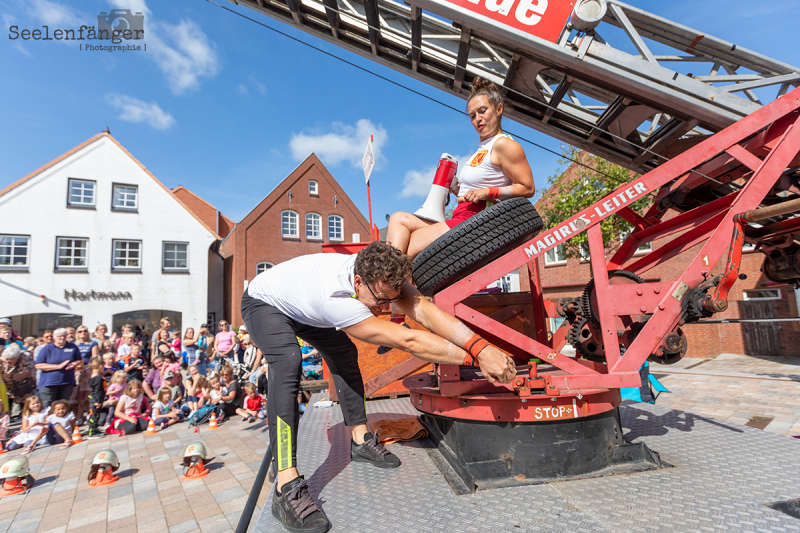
[309,180,318,195]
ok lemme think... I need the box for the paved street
[0,353,797,533]
[0,419,271,533]
[651,353,800,437]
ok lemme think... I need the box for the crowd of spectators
[0,316,275,451]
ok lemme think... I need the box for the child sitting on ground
[152,387,184,429]
[88,357,106,439]
[240,383,264,423]
[208,376,226,421]
[5,396,47,453]
[43,400,76,448]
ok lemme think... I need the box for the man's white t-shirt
[246,253,374,330]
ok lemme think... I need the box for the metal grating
[252,396,800,532]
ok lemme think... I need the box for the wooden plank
[364,356,429,397]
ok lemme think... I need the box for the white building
[0,132,222,338]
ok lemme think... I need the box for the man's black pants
[241,291,367,472]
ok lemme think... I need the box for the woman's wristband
[486,187,500,199]
[461,334,490,366]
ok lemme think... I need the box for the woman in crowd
[93,324,110,343]
[1,344,36,418]
[215,320,237,364]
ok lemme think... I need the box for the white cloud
[289,119,388,168]
[27,0,86,27]
[109,0,220,94]
[249,76,266,95]
[106,94,175,130]
[399,153,472,198]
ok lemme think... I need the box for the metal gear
[581,270,647,328]
[568,316,605,362]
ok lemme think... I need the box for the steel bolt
[654,288,660,294]
[521,399,527,403]
[658,304,665,310]
[636,289,643,296]
[640,306,647,312]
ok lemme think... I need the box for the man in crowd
[242,241,516,533]
[34,328,82,409]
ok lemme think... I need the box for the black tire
[412,198,543,296]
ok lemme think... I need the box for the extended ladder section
[229,0,799,171]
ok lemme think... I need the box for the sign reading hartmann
[444,0,575,43]
[65,290,132,301]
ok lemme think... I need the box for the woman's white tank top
[457,133,513,196]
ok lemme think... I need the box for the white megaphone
[414,154,459,223]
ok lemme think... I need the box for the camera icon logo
[97,9,144,39]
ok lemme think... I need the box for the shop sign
[64,289,132,301]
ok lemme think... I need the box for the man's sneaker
[350,432,401,468]
[271,476,330,533]
[377,323,410,354]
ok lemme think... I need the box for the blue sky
[1,0,798,227]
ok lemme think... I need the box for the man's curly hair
[354,241,412,292]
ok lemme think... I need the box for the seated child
[152,387,184,429]
[163,371,183,405]
[6,396,48,453]
[43,400,76,448]
[208,376,225,421]
[170,331,182,358]
[240,383,264,423]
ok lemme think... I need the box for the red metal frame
[409,88,800,422]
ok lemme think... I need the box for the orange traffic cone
[71,426,83,445]
[145,419,157,435]
[89,466,119,487]
[208,412,218,430]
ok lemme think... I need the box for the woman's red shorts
[445,200,496,229]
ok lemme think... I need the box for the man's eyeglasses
[363,279,404,305]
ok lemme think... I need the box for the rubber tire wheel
[412,198,543,296]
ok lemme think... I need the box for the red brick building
[522,193,800,358]
[218,154,371,325]
[172,186,235,239]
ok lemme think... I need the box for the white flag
[362,137,374,184]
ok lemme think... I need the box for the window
[620,231,652,255]
[328,215,343,241]
[112,184,138,211]
[56,238,88,270]
[0,235,30,269]
[67,179,95,207]
[281,210,298,238]
[256,262,274,275]
[306,213,322,240]
[162,242,188,271]
[545,245,566,265]
[743,289,781,301]
[308,180,318,195]
[112,240,141,271]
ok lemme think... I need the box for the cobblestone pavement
[0,418,271,533]
[651,353,800,437]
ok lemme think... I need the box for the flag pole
[367,135,374,241]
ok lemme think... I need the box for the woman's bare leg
[406,221,450,259]
[386,212,436,254]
